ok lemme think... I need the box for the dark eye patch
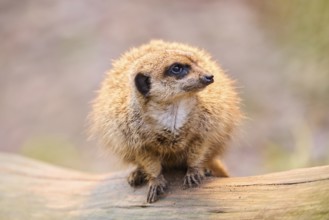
[166,63,190,79]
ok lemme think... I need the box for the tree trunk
[0,153,328,220]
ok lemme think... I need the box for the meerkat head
[133,44,215,102]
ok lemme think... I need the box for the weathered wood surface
[0,153,328,220]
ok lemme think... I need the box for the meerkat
[89,40,241,203]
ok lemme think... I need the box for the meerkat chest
[147,98,196,133]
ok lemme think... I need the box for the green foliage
[253,0,329,171]
[20,135,84,170]
[264,122,329,171]
[256,0,329,103]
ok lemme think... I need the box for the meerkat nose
[200,74,214,85]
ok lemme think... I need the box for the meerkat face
[134,51,214,102]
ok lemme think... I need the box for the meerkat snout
[200,74,214,85]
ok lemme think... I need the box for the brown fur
[89,40,242,203]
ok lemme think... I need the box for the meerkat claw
[146,175,167,203]
[183,168,204,188]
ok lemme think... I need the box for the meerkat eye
[167,63,190,78]
[171,64,184,74]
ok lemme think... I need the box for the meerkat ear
[134,73,151,96]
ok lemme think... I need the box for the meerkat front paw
[183,167,204,188]
[146,174,167,203]
[128,168,147,187]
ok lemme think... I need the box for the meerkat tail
[207,158,230,177]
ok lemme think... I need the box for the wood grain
[0,153,328,220]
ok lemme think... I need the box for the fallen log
[0,152,328,220]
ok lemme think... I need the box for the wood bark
[0,153,328,220]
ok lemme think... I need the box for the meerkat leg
[206,158,229,177]
[139,157,168,203]
[127,166,147,187]
[184,148,206,188]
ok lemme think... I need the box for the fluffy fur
[89,40,242,203]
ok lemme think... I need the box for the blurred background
[1,0,328,176]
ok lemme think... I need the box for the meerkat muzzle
[200,74,214,85]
